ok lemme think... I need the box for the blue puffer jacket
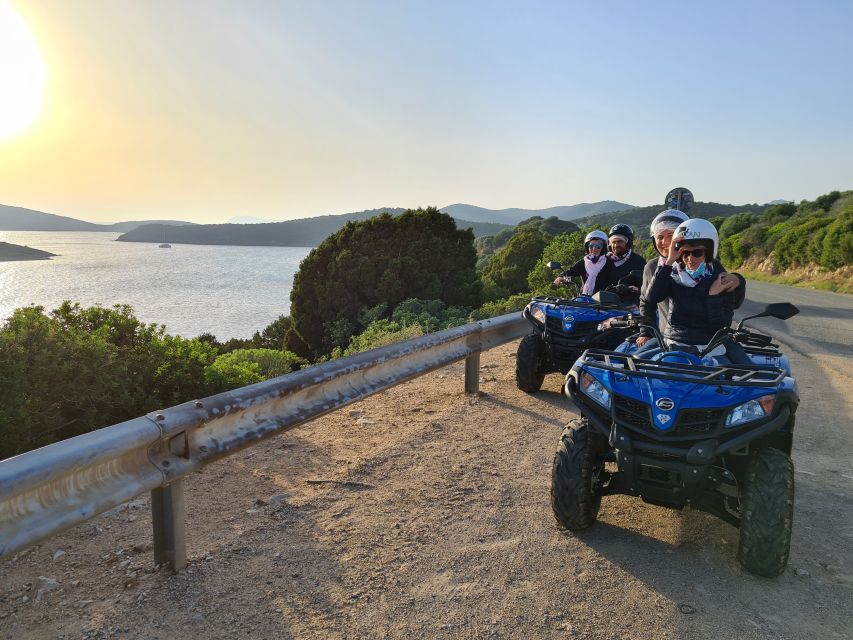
[643,264,745,345]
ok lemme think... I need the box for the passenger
[642,218,747,360]
[553,230,613,295]
[635,209,689,347]
[606,224,647,290]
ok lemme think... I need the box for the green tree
[526,230,588,293]
[286,207,481,359]
[819,207,853,269]
[481,227,549,299]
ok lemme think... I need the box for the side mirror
[765,302,799,320]
[547,261,562,270]
[629,269,644,280]
[736,302,799,329]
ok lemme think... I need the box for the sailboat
[158,224,171,248]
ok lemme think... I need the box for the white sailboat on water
[158,224,171,248]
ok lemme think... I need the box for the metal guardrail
[0,313,528,570]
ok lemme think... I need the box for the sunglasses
[680,248,706,258]
[587,243,604,250]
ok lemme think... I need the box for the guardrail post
[151,478,187,571]
[464,353,480,394]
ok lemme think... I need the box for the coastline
[0,241,56,262]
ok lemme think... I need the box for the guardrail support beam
[464,353,480,394]
[151,478,187,571]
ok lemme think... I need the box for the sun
[0,0,46,141]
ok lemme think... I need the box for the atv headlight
[580,371,611,409]
[725,395,775,427]
[529,303,546,325]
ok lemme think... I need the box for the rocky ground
[1,330,851,639]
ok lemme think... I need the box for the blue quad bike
[515,264,643,393]
[550,302,800,577]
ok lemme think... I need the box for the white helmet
[583,230,608,249]
[673,218,719,259]
[649,209,689,238]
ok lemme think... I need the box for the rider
[635,209,689,347]
[553,230,613,296]
[606,224,646,289]
[642,218,747,360]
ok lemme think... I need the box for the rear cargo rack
[577,349,787,387]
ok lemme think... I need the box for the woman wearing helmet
[606,223,646,287]
[643,218,746,353]
[553,230,613,295]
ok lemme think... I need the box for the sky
[0,0,851,224]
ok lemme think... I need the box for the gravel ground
[1,323,851,639]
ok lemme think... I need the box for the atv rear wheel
[551,419,605,530]
[516,333,546,393]
[737,447,795,577]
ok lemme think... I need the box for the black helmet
[608,223,634,247]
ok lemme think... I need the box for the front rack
[530,295,636,312]
[577,349,787,387]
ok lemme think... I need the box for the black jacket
[607,250,646,288]
[643,263,746,345]
[560,257,614,295]
[638,258,740,337]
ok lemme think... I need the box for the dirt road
[2,287,851,639]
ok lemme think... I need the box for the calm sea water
[0,232,312,339]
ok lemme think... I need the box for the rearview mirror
[629,269,644,280]
[547,261,562,270]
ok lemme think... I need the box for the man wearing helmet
[552,230,614,295]
[606,223,646,288]
[642,218,746,354]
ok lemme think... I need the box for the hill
[117,209,512,246]
[572,201,774,233]
[0,204,194,232]
[440,201,635,225]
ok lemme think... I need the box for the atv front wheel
[737,447,795,577]
[516,333,546,393]
[551,419,605,530]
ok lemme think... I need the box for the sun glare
[0,1,46,141]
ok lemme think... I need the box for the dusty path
[2,293,852,639]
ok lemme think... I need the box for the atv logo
[562,314,574,323]
[657,414,671,424]
[655,397,675,411]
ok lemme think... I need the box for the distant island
[0,204,194,232]
[0,241,56,262]
[116,202,642,247]
[117,209,517,246]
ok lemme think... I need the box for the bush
[205,348,307,390]
[0,303,219,459]
[773,217,833,269]
[342,320,424,356]
[470,293,532,320]
[390,298,469,332]
[820,207,853,270]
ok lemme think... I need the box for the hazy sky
[1,0,851,223]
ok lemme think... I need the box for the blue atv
[551,302,800,577]
[515,264,642,393]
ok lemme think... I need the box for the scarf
[582,254,607,295]
[608,248,632,268]
[671,261,714,288]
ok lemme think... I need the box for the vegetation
[286,207,481,359]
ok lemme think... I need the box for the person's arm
[707,273,738,330]
[644,264,673,305]
[561,259,585,278]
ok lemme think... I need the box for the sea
[0,231,312,340]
